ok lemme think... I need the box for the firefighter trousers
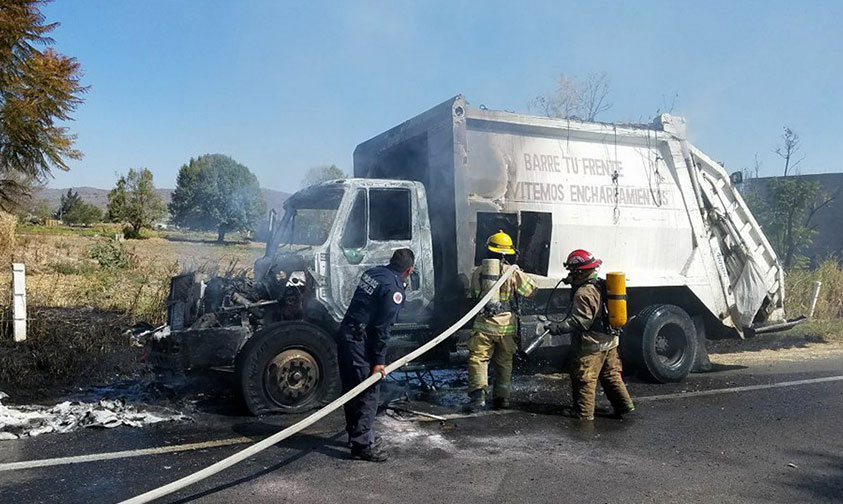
[569,347,634,419]
[467,330,517,400]
[336,334,379,448]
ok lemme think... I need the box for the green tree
[54,188,101,224]
[62,200,101,225]
[0,1,87,209]
[168,157,202,229]
[106,176,126,222]
[745,178,836,269]
[169,154,266,243]
[301,164,346,188]
[54,188,81,219]
[106,168,165,235]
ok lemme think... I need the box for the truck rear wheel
[625,304,698,383]
[235,322,340,415]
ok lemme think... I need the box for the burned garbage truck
[150,95,795,415]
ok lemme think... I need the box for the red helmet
[564,249,602,271]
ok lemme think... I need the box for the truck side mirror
[729,171,743,185]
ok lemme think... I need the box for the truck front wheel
[235,322,341,415]
[624,304,698,383]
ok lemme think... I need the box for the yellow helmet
[486,230,515,255]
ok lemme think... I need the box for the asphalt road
[1,349,842,504]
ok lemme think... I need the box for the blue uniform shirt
[341,265,406,365]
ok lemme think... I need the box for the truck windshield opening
[282,186,345,246]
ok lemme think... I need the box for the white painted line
[634,375,843,403]
[0,436,252,472]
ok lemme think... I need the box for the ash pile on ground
[0,391,191,440]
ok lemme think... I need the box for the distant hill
[35,186,290,215]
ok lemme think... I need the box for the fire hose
[119,265,519,504]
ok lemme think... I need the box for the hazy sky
[44,1,842,193]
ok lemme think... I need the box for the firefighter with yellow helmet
[466,231,537,411]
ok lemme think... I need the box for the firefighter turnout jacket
[470,265,537,337]
[551,279,618,355]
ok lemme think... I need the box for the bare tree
[529,72,612,121]
[579,72,612,121]
[773,127,805,177]
[739,154,762,191]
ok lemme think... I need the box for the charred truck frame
[150,96,798,415]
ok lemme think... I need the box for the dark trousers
[336,332,379,448]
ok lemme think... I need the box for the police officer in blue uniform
[337,248,415,462]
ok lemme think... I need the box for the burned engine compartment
[168,253,313,332]
[149,253,316,370]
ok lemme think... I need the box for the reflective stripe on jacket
[470,266,537,336]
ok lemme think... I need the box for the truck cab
[151,178,439,415]
[261,178,435,326]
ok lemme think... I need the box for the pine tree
[0,1,87,209]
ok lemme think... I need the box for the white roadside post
[12,263,26,342]
[808,281,822,318]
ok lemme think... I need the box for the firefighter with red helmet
[465,231,537,412]
[543,249,635,420]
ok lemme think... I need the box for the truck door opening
[474,212,518,266]
[518,211,552,276]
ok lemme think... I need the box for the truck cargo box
[355,95,785,335]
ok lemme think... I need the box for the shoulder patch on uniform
[393,292,403,304]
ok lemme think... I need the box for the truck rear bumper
[747,315,808,336]
[147,326,252,371]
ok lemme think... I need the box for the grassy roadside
[0,225,264,399]
[708,259,843,355]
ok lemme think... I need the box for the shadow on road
[170,431,347,504]
[780,449,843,502]
[704,363,749,372]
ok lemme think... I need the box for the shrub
[88,240,130,269]
[122,225,142,240]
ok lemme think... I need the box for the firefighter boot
[493,397,511,410]
[465,389,486,413]
[348,435,382,449]
[350,443,388,463]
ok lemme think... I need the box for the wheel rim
[264,348,320,408]
[654,323,686,368]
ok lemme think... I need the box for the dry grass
[0,306,134,396]
[0,228,265,397]
[0,211,16,261]
[785,258,843,320]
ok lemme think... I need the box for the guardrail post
[808,281,822,318]
[12,263,26,342]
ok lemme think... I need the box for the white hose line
[119,265,519,504]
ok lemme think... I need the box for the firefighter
[543,249,635,420]
[466,231,537,411]
[336,248,415,462]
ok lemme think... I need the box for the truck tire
[625,304,698,383]
[235,321,341,415]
